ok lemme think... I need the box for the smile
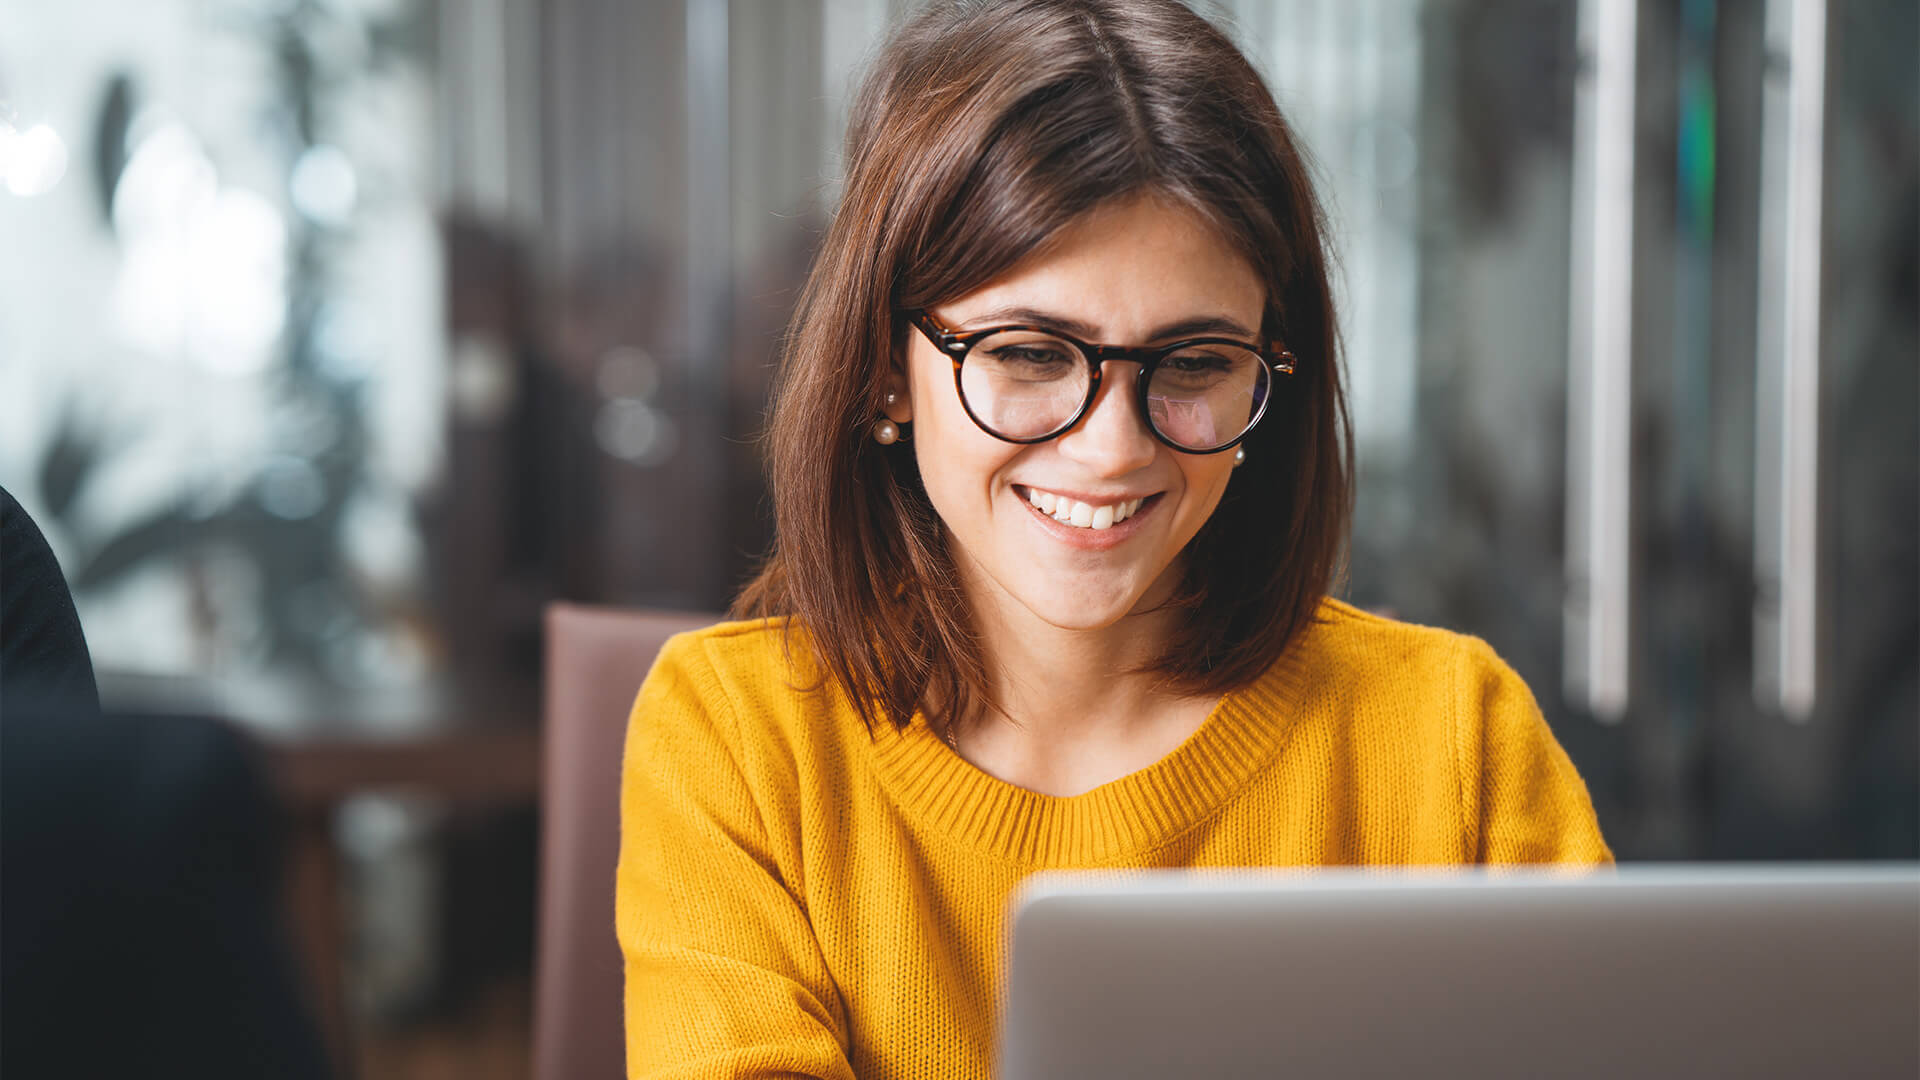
[1016,485,1153,531]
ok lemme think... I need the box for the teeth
[1022,488,1148,530]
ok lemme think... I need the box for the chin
[1032,607,1131,633]
[1018,581,1149,633]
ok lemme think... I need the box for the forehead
[941,193,1266,340]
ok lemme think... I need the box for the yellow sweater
[617,598,1611,1080]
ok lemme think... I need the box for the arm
[1453,638,1614,866]
[617,635,855,1080]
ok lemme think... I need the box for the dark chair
[534,604,714,1080]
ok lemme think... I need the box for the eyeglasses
[907,310,1295,454]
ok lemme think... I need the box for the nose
[1054,362,1158,476]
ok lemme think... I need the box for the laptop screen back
[1001,867,1920,1080]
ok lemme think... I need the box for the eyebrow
[963,305,1259,343]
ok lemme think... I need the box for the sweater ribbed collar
[864,633,1313,865]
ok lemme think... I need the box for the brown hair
[734,0,1352,734]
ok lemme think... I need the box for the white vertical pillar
[1564,0,1638,722]
[1753,0,1827,721]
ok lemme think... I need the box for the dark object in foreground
[1,485,332,1079]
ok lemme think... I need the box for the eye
[972,330,1080,370]
[1162,347,1240,374]
[991,345,1073,366]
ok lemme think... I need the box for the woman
[618,1,1610,1077]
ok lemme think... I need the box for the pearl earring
[1232,447,1247,467]
[874,389,904,444]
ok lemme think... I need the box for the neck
[948,557,1219,796]
[968,594,1182,736]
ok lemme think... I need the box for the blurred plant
[31,0,430,684]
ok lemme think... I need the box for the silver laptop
[1001,866,1920,1079]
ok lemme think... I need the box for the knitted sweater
[616,598,1612,1080]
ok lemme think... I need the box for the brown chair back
[535,604,713,1080]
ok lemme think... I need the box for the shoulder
[628,617,862,844]
[1290,599,1609,863]
[1282,598,1540,757]
[0,486,99,716]
[650,616,825,701]
[1300,597,1517,692]
[638,616,844,748]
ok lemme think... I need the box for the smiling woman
[617,2,1610,1078]
[737,2,1351,747]
[886,196,1272,773]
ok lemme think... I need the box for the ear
[881,365,913,425]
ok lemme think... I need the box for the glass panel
[1708,0,1919,857]
[1215,0,1583,696]
[1813,0,1918,856]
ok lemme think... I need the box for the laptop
[1000,866,1920,1079]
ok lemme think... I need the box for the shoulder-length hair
[735,0,1352,735]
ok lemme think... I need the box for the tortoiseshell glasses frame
[905,309,1296,454]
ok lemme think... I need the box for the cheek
[1179,459,1237,526]
[908,371,1011,513]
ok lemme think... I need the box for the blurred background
[1,0,1913,1076]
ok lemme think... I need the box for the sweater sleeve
[617,634,855,1080]
[1455,638,1614,866]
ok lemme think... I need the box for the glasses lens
[958,330,1091,439]
[1145,344,1269,451]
